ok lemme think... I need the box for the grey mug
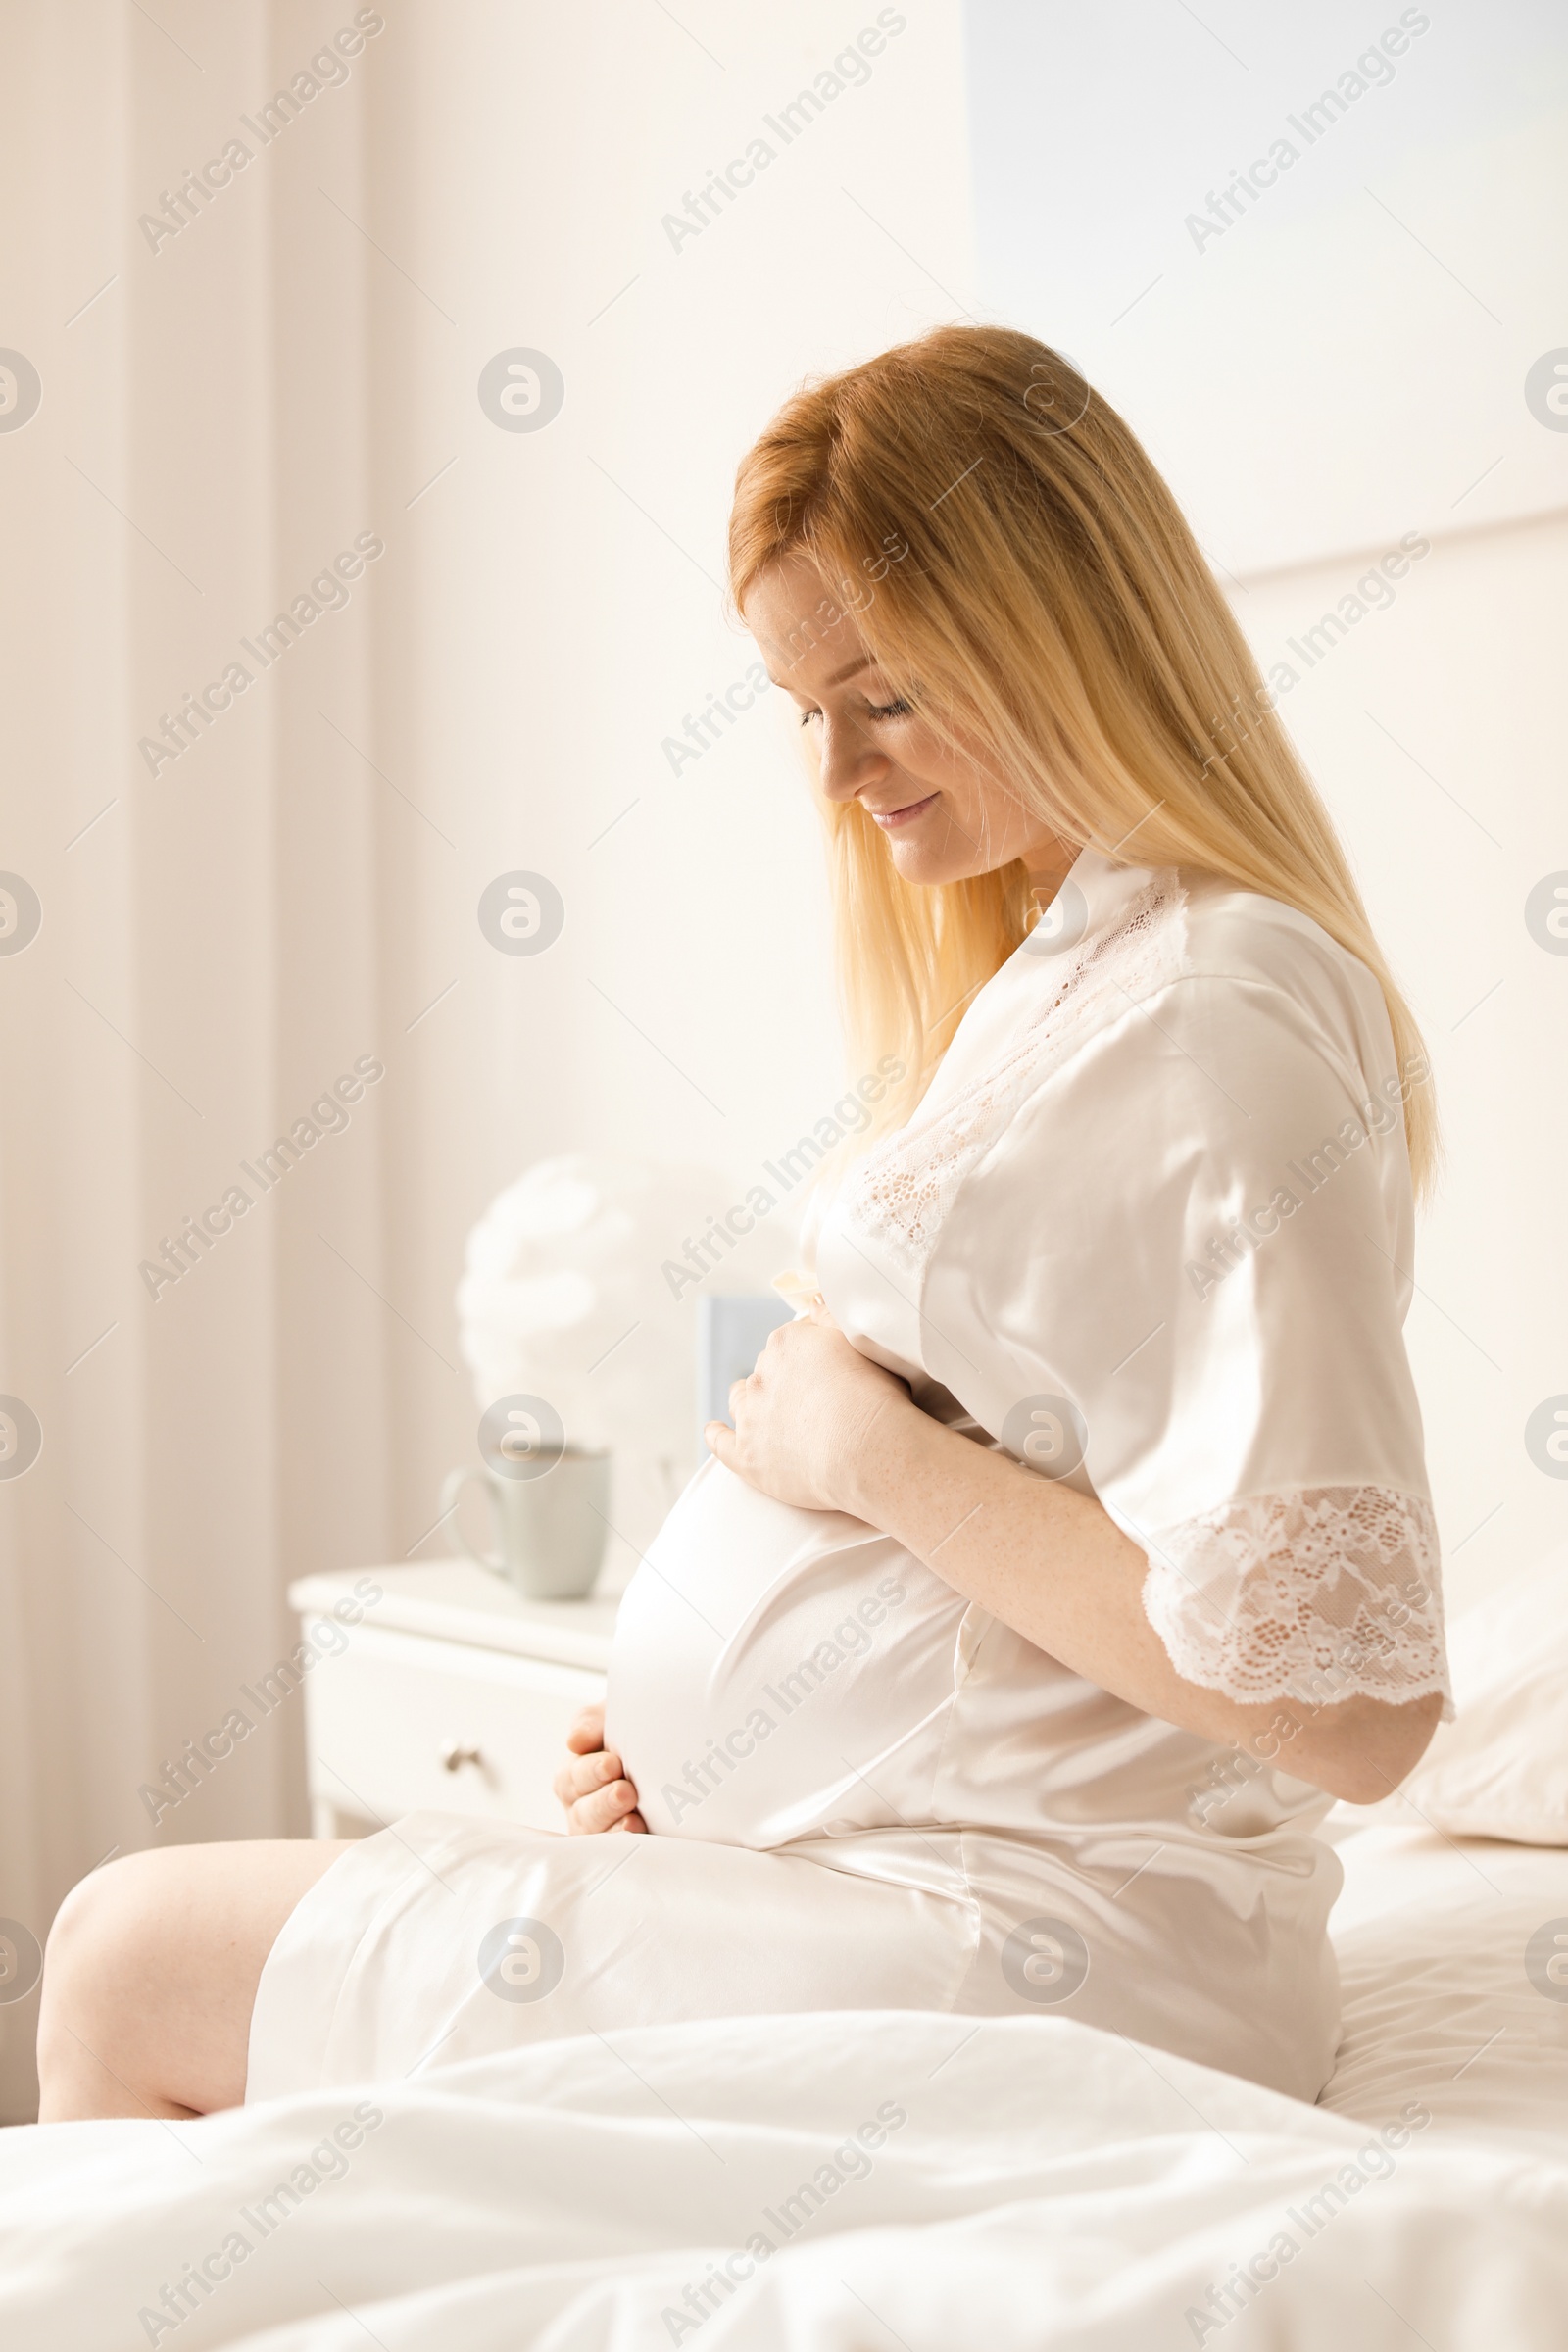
[439,1452,611,1601]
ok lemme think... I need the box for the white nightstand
[286,1562,618,1839]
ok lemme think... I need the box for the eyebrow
[765,654,875,695]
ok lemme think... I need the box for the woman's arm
[705,1314,1442,1805]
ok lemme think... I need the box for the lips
[867,792,938,831]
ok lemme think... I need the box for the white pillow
[1381,1544,1568,1845]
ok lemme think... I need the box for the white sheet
[1323,1822,1568,2146]
[4,2008,1567,2350]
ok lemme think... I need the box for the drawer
[302,1622,607,1834]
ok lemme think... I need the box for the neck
[1024,841,1077,897]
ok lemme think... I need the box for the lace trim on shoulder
[843,871,1188,1274]
[1142,1484,1452,1718]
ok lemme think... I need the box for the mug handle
[439,1465,508,1578]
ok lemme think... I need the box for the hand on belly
[552,1701,645,1834]
[704,1302,911,1514]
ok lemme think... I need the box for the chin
[889,840,991,889]
[887,846,945,888]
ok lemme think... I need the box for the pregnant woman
[38,325,1451,2119]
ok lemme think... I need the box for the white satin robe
[248,849,1451,2106]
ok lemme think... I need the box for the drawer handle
[439,1740,484,1773]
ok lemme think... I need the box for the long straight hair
[726,324,1437,1198]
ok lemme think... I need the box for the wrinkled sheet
[1325,1824,1568,2143]
[3,2010,1566,2349]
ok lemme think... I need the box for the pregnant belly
[605,1454,968,1846]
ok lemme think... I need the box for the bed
[4,1559,1564,2350]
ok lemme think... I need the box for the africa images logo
[0,349,41,432]
[1524,350,1568,432]
[477,349,564,433]
[0,873,42,955]
[477,872,565,955]
[478,1916,565,2003]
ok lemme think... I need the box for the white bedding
[4,1815,1564,2348]
[1323,1820,1568,2147]
[3,2000,1567,2351]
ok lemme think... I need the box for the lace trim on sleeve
[1141,1484,1453,1720]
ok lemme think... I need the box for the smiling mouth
[867,792,938,831]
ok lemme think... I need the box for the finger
[583,1777,639,1831]
[564,1703,606,1754]
[571,1778,640,1835]
[554,1748,612,1810]
[705,1418,737,1466]
[606,1810,648,1835]
[563,1747,624,1803]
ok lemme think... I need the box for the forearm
[842,1395,1440,1803]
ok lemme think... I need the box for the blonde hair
[726,323,1437,1199]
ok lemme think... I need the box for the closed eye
[798,695,913,727]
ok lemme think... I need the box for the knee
[39,1849,172,2060]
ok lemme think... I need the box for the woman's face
[745,555,1073,891]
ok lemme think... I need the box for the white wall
[963,0,1568,1615]
[1231,510,1568,1616]
[962,0,1568,569]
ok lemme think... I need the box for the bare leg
[36,1839,352,2122]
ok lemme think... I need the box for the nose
[815,712,890,805]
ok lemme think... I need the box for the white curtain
[0,3,403,2119]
